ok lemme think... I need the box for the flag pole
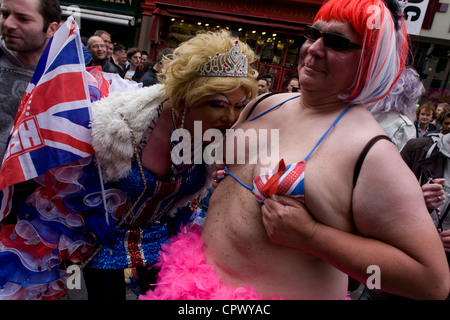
[95,157,113,255]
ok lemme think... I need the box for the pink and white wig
[314,0,409,105]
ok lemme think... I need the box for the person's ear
[46,21,59,40]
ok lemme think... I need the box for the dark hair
[40,0,62,32]
[126,47,140,60]
[437,109,450,125]
[94,30,109,36]
[141,59,154,72]
[258,78,269,85]
[113,42,126,53]
[382,0,403,30]
[260,73,273,80]
[81,36,88,46]
[156,48,173,64]
[94,30,111,40]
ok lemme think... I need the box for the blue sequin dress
[88,157,206,269]
[87,103,206,269]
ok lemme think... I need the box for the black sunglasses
[304,25,362,51]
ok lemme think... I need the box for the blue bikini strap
[223,166,253,191]
[249,95,301,122]
[225,104,354,190]
[304,104,354,161]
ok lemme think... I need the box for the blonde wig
[159,29,258,115]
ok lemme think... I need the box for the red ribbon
[262,159,286,197]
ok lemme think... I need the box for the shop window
[412,42,450,104]
[156,17,305,92]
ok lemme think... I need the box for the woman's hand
[261,194,317,248]
[422,178,446,210]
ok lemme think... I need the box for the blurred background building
[60,0,449,101]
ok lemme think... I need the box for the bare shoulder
[351,138,434,238]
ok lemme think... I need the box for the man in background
[111,42,126,77]
[94,30,112,61]
[257,78,270,96]
[0,0,61,164]
[415,102,437,137]
[140,50,149,70]
[286,78,300,93]
[260,73,274,92]
[140,48,173,87]
[86,35,122,74]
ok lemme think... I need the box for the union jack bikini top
[220,97,354,205]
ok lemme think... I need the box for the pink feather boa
[139,230,264,300]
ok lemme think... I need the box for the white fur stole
[90,84,165,182]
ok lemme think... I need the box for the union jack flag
[0,16,93,193]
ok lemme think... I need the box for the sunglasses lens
[304,25,360,51]
[323,34,350,51]
[304,26,321,42]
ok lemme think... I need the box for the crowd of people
[81,30,157,85]
[256,73,300,96]
[0,0,450,301]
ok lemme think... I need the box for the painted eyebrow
[205,94,248,106]
[237,95,247,104]
[205,94,231,105]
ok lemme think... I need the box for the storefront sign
[60,0,140,15]
[154,0,319,24]
[397,0,430,35]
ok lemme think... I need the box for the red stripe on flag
[40,128,94,154]
[0,158,26,190]
[36,71,86,109]
[21,72,87,116]
[0,185,14,221]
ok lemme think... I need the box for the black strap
[353,135,391,188]
[245,92,283,121]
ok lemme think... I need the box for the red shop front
[139,0,324,91]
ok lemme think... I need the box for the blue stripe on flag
[31,37,53,86]
[46,38,81,74]
[53,107,91,129]
[30,146,83,177]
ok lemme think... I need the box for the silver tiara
[199,40,248,77]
